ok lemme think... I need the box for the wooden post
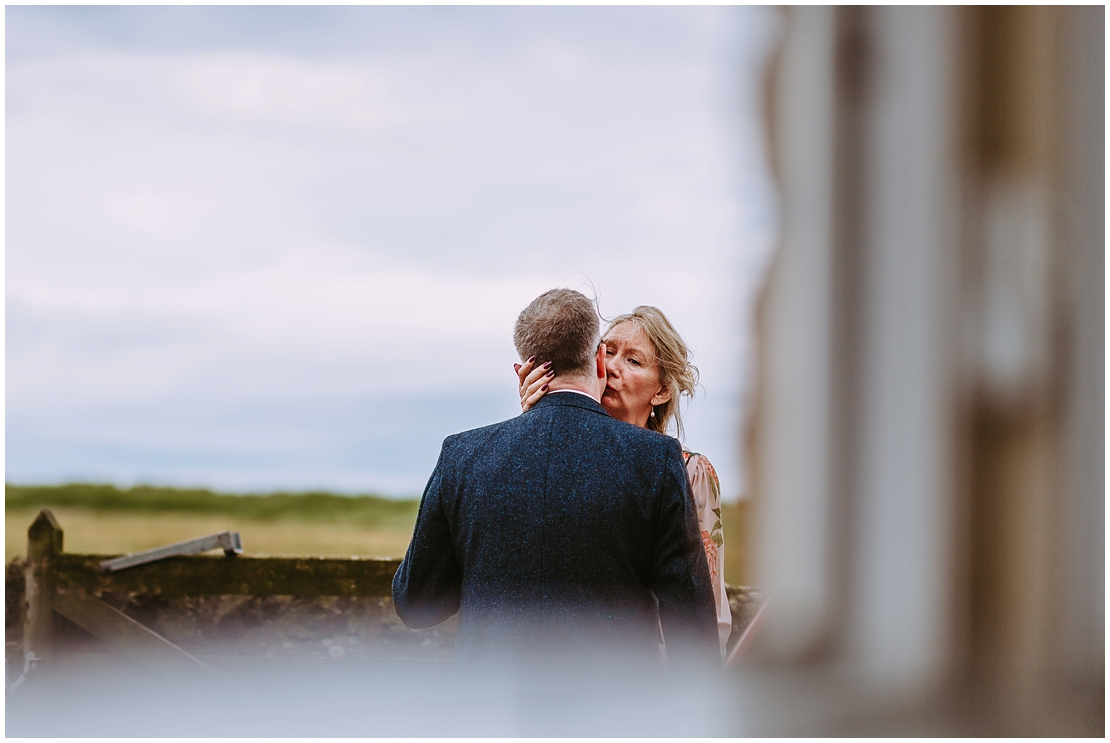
[24,509,63,678]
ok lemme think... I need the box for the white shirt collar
[547,388,599,402]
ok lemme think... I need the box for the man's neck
[546,377,602,402]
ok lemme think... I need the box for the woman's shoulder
[681,446,715,470]
[681,447,721,489]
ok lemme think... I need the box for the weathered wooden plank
[100,531,243,572]
[54,580,212,678]
[724,598,767,669]
[7,557,27,637]
[57,553,402,598]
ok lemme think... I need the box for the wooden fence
[6,508,762,688]
[6,509,436,686]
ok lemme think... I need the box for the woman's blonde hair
[602,305,698,439]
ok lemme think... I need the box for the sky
[6,6,780,500]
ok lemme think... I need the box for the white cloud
[6,7,780,498]
[182,55,399,127]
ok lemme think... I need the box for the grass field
[4,507,414,563]
[5,483,419,563]
[6,483,751,584]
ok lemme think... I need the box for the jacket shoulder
[440,409,679,462]
[585,417,685,475]
[606,417,681,451]
[439,415,520,454]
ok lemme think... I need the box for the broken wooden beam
[99,531,243,573]
[54,578,212,679]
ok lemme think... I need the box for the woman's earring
[650,408,655,418]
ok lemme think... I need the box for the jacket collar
[529,390,609,417]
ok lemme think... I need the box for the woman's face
[600,321,672,428]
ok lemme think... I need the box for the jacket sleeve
[650,438,721,666]
[685,453,733,655]
[391,442,462,629]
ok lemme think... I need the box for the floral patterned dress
[682,449,732,654]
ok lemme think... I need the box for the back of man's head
[514,289,600,379]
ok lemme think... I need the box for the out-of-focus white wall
[742,6,1103,735]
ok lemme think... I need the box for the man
[392,288,718,667]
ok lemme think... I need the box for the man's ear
[650,386,673,406]
[595,342,607,378]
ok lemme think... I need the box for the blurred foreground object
[745,5,1102,735]
[7,511,763,735]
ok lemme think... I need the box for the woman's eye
[629,358,641,366]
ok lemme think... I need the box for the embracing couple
[392,288,730,669]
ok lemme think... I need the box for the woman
[514,305,732,654]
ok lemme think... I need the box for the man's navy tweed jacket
[392,391,719,666]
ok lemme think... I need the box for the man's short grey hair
[513,289,600,378]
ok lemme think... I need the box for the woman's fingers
[521,385,548,412]
[520,366,554,412]
[518,359,554,411]
[524,372,550,397]
[518,359,548,395]
[516,357,536,388]
[521,376,551,412]
[522,362,550,390]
